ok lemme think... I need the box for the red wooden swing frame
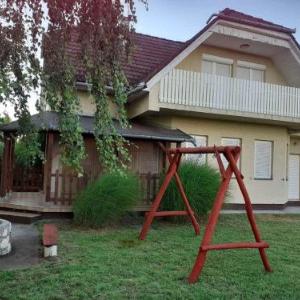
[139,143,272,284]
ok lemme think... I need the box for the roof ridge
[218,7,296,33]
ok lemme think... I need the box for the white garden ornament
[0,219,12,256]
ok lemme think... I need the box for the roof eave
[217,15,296,34]
[0,111,192,143]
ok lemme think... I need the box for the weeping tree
[0,0,146,173]
[0,113,10,157]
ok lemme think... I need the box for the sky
[135,0,300,42]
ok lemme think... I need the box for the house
[1,8,300,214]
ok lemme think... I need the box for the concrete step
[0,210,41,224]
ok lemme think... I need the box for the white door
[288,155,300,200]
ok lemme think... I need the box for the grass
[1,214,300,299]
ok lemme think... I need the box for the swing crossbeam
[139,144,272,284]
[201,241,269,251]
[146,211,191,217]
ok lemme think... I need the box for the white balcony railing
[159,69,300,119]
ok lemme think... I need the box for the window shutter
[221,138,241,169]
[184,135,207,164]
[251,69,264,82]
[202,60,213,74]
[215,62,231,77]
[237,64,265,82]
[254,141,273,179]
[237,66,250,80]
[202,55,233,77]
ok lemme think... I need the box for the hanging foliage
[0,0,44,165]
[0,0,147,173]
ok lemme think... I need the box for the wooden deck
[0,192,72,213]
[0,192,151,213]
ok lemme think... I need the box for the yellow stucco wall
[127,82,163,118]
[290,137,300,154]
[127,94,151,119]
[77,91,95,115]
[176,45,287,85]
[149,115,289,204]
[77,91,118,116]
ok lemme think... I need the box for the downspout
[206,13,218,24]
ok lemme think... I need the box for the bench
[42,224,58,257]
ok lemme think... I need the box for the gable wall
[176,44,287,85]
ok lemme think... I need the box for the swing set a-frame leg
[188,149,271,284]
[226,149,272,273]
[139,151,200,240]
[173,172,200,235]
[188,156,234,283]
[163,143,200,236]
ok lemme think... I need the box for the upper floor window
[202,54,233,78]
[236,60,266,82]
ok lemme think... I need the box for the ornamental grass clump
[73,172,141,227]
[162,161,221,221]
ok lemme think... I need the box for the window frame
[254,139,274,180]
[202,54,233,77]
[236,60,266,82]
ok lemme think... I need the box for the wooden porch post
[0,133,14,197]
[162,141,167,171]
[8,137,15,193]
[44,132,54,202]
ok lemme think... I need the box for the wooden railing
[12,165,43,192]
[139,173,161,205]
[48,171,161,206]
[48,171,90,205]
[159,69,300,119]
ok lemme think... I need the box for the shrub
[73,172,141,227]
[161,161,221,220]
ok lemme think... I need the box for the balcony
[159,69,300,122]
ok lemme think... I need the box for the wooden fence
[48,171,90,205]
[12,165,43,192]
[139,173,161,205]
[48,171,161,206]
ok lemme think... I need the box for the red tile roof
[65,8,297,87]
[65,31,185,86]
[217,8,296,34]
[123,33,185,85]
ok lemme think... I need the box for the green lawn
[1,214,300,299]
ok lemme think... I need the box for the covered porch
[0,111,192,213]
